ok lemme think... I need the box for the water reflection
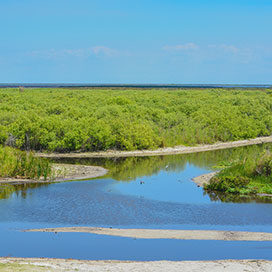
[0,143,271,203]
[205,190,272,203]
[0,183,50,200]
[52,143,272,182]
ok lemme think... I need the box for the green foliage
[0,146,52,180]
[254,152,272,176]
[205,149,272,195]
[0,88,272,152]
[207,175,250,194]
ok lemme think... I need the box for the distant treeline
[0,88,272,152]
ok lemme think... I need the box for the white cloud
[162,43,258,65]
[207,44,257,64]
[221,44,239,54]
[91,46,118,57]
[208,44,239,54]
[163,43,199,51]
[28,46,120,59]
[62,49,86,57]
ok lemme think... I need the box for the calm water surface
[1,144,272,260]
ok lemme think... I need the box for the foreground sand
[36,136,272,158]
[0,164,108,185]
[26,227,272,241]
[1,258,272,272]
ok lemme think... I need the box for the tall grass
[205,149,272,195]
[0,146,52,180]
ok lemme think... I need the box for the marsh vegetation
[0,88,271,152]
[205,149,272,196]
[0,146,52,180]
[1,88,272,195]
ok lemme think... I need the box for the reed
[0,146,52,180]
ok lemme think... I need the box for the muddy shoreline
[0,164,108,185]
[36,136,272,158]
[25,227,272,241]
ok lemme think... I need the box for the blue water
[1,222,272,261]
[1,146,272,260]
[110,164,212,204]
[2,177,272,228]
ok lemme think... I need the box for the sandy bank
[0,258,272,272]
[36,136,272,158]
[0,164,108,185]
[192,172,217,187]
[26,227,272,241]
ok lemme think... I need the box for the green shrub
[0,88,271,152]
[205,176,250,194]
[254,151,272,176]
[205,150,272,195]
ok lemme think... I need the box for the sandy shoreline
[0,164,108,185]
[1,258,272,272]
[36,136,272,158]
[25,227,272,241]
[192,172,217,187]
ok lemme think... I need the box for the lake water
[1,144,272,260]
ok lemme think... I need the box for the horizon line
[0,83,271,89]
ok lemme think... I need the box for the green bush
[254,152,272,176]
[205,150,272,195]
[0,88,271,152]
[206,176,250,194]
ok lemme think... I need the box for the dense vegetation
[0,146,52,180]
[0,88,272,152]
[205,149,272,195]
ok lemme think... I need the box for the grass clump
[205,150,272,195]
[0,262,50,272]
[0,146,52,180]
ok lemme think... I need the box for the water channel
[1,144,272,260]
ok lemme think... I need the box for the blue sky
[0,0,271,84]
